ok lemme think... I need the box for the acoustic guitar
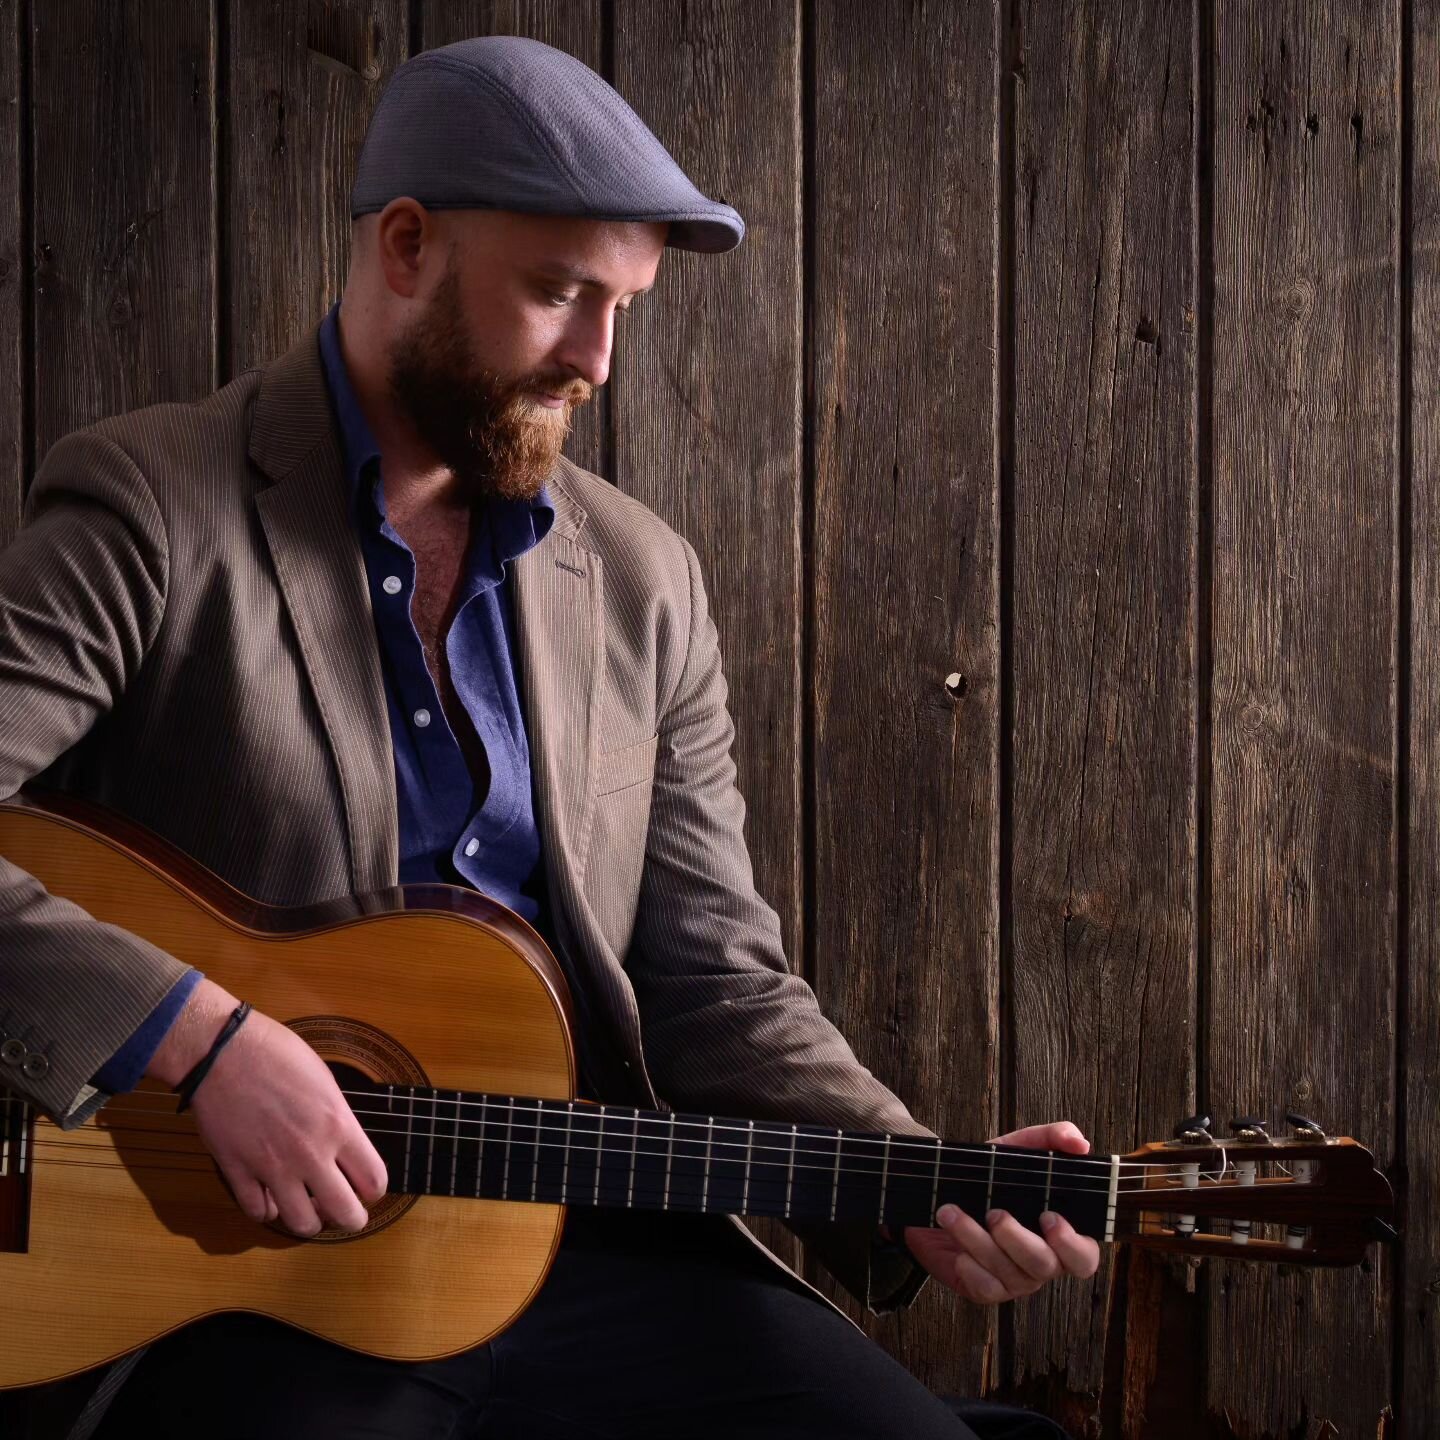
[0,789,1396,1390]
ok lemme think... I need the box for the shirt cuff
[90,968,204,1095]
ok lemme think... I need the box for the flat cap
[350,35,745,254]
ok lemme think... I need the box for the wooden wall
[0,1,1432,1435]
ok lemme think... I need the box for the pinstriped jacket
[0,321,932,1316]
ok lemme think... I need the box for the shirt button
[464,838,480,858]
[413,708,431,728]
[382,575,403,595]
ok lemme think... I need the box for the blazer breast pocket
[593,732,660,798]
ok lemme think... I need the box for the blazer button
[0,1038,25,1066]
[21,1053,49,1080]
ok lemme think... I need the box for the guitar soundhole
[281,1015,428,1244]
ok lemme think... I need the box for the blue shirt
[95,302,580,1093]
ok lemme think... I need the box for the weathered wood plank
[608,0,802,1274]
[227,0,405,377]
[31,0,215,451]
[421,2,608,479]
[0,0,20,545]
[1208,3,1398,1433]
[810,0,1001,1397]
[1406,5,1440,1436]
[1008,0,1198,1423]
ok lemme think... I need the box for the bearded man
[0,35,1095,1440]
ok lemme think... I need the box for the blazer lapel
[512,461,600,899]
[249,328,399,894]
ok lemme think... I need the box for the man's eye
[547,292,576,307]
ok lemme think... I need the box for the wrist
[143,976,241,1087]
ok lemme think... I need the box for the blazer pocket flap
[594,733,659,797]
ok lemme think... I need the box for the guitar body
[0,792,576,1388]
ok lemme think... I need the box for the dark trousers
[15,1209,1066,1439]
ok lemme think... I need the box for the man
[0,35,1096,1438]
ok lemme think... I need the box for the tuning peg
[1172,1113,1213,1141]
[1284,1111,1327,1139]
[1229,1116,1270,1141]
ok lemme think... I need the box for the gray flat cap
[351,35,744,254]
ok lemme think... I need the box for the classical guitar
[0,789,1396,1390]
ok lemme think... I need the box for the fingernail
[1039,1210,1059,1232]
[985,1209,1005,1227]
[937,1204,959,1226]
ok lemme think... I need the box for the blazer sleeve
[625,531,934,1314]
[0,430,192,1128]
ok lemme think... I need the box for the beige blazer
[0,321,932,1316]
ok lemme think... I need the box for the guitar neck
[356,1087,1120,1240]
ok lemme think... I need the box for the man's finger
[954,1252,1010,1305]
[1039,1211,1102,1277]
[986,1210,1062,1284]
[936,1207,1038,1297]
[988,1121,1090,1154]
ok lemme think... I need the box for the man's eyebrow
[534,262,653,295]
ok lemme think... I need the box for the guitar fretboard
[356,1087,1119,1240]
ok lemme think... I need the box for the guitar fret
[930,1137,942,1222]
[424,1090,436,1196]
[879,1134,891,1223]
[562,1102,573,1202]
[742,1120,754,1213]
[1043,1150,1054,1214]
[663,1113,676,1210]
[449,1090,462,1196]
[985,1143,997,1213]
[475,1095,486,1199]
[530,1098,541,1203]
[701,1116,713,1213]
[785,1124,798,1218]
[503,1096,514,1200]
[830,1129,843,1222]
[628,1110,639,1209]
[594,1105,605,1208]
[1,1090,10,1179]
[404,1086,416,1194]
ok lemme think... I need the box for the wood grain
[30,0,215,451]
[1208,3,1399,1434]
[809,0,1001,1399]
[608,0,805,1276]
[1406,4,1440,1436]
[1009,0,1198,1421]
[227,0,405,378]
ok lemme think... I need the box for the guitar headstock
[1116,1113,1396,1267]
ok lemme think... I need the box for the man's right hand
[144,977,389,1235]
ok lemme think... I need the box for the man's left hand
[895,1121,1102,1304]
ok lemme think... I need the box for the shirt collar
[316,299,555,565]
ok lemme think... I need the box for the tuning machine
[1170,1113,1214,1145]
[1285,1111,1328,1140]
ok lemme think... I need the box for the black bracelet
[174,1001,252,1113]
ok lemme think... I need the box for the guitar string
[22,1111,1241,1190]
[14,1126,1296,1195]
[14,1150,1291,1241]
[82,1091,1263,1185]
